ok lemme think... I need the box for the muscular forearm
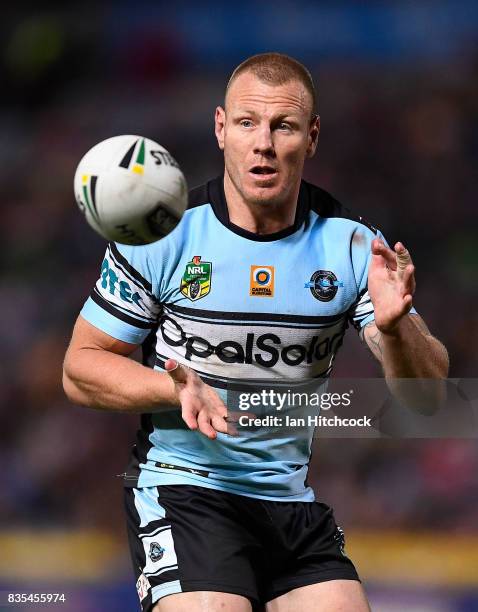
[365,314,449,414]
[379,315,449,379]
[63,348,179,413]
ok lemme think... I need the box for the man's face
[215,71,319,208]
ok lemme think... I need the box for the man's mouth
[249,166,278,179]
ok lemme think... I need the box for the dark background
[0,2,477,610]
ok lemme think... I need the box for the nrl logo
[180,255,212,301]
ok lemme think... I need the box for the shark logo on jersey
[149,542,165,562]
[180,256,212,301]
[305,270,343,302]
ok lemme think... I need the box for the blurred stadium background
[0,1,477,610]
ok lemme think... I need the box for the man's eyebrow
[230,109,301,120]
[230,108,259,116]
[273,113,300,121]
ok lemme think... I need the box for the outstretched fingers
[371,238,397,270]
[395,242,412,271]
[208,396,230,436]
[401,262,416,296]
[181,399,200,431]
[197,410,217,439]
[212,414,231,435]
[165,358,236,439]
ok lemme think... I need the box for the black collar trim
[206,176,310,242]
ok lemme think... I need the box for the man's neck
[223,173,299,235]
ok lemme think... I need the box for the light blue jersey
[81,177,397,501]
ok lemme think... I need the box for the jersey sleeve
[80,242,161,344]
[348,229,417,331]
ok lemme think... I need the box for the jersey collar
[206,176,310,242]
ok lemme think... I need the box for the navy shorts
[124,484,360,611]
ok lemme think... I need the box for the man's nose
[253,126,275,155]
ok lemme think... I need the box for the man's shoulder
[303,180,379,236]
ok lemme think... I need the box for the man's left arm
[361,314,449,379]
[359,238,449,411]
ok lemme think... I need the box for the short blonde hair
[226,52,317,117]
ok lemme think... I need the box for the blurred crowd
[0,5,477,537]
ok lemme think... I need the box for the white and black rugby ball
[74,135,187,245]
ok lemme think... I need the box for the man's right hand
[165,359,230,439]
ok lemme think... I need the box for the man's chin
[244,184,283,206]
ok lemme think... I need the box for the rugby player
[63,53,449,612]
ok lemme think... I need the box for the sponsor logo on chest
[250,265,275,297]
[158,314,344,368]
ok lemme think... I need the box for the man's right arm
[63,315,229,439]
[62,315,179,412]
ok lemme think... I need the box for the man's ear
[306,115,320,158]
[215,106,226,151]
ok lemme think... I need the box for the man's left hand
[367,238,416,335]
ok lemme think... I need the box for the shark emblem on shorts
[149,542,165,562]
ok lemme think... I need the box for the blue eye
[240,120,253,128]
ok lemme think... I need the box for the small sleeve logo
[149,542,165,562]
